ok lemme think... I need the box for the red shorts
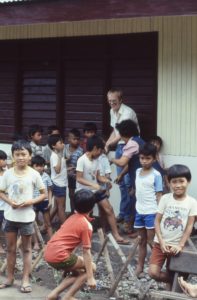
[149,242,172,268]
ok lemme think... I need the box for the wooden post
[96,235,109,264]
[108,236,140,298]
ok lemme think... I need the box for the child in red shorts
[44,189,97,300]
[148,164,197,287]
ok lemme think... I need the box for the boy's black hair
[86,135,104,152]
[31,155,46,166]
[47,125,60,135]
[167,164,191,182]
[83,122,97,134]
[47,134,63,150]
[116,119,139,137]
[74,189,96,213]
[69,128,81,138]
[0,150,7,160]
[139,142,157,159]
[28,124,43,137]
[11,140,32,155]
[150,135,163,147]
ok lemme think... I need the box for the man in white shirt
[105,89,140,229]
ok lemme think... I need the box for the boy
[64,128,83,212]
[134,143,163,276]
[149,164,197,287]
[76,135,129,244]
[0,140,46,292]
[43,125,60,166]
[111,119,144,234]
[44,189,96,300]
[48,134,67,224]
[32,155,53,240]
[0,150,7,253]
[81,122,97,152]
[29,124,44,157]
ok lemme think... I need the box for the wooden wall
[0,15,197,156]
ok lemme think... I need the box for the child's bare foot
[33,244,40,251]
[134,266,144,278]
[46,291,59,300]
[0,245,5,254]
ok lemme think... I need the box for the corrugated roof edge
[0,0,51,4]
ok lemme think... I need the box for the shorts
[149,242,172,269]
[3,219,34,235]
[134,212,156,229]
[48,253,78,271]
[34,200,49,213]
[0,210,4,224]
[68,176,76,190]
[53,183,66,197]
[95,189,109,203]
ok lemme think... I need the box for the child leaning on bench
[148,164,197,288]
[44,189,97,300]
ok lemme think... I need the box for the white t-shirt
[50,152,67,187]
[135,168,163,214]
[154,193,197,245]
[0,167,45,222]
[0,176,8,212]
[76,153,100,191]
[110,103,139,141]
[98,154,111,176]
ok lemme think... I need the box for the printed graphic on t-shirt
[88,170,97,181]
[163,209,184,232]
[10,179,29,204]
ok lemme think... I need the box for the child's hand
[92,183,101,190]
[114,174,123,184]
[87,277,96,289]
[169,245,182,255]
[20,199,34,207]
[160,241,171,253]
[11,201,24,209]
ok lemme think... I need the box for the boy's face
[91,146,102,159]
[139,154,155,170]
[0,159,6,168]
[13,148,31,168]
[68,133,80,147]
[107,92,122,112]
[33,164,44,174]
[31,132,42,144]
[151,140,161,152]
[169,177,189,198]
[53,140,64,152]
[84,130,96,139]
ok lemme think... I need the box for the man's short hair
[116,119,139,137]
[107,88,123,101]
[11,140,32,155]
[167,164,191,182]
[74,189,96,213]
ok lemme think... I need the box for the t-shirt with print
[50,152,68,187]
[33,172,52,202]
[154,193,197,245]
[0,167,45,222]
[76,153,100,191]
[44,212,93,263]
[135,167,163,214]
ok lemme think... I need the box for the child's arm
[53,153,63,174]
[21,189,46,207]
[114,164,128,184]
[110,156,129,167]
[83,248,96,288]
[170,216,195,255]
[47,186,53,209]
[155,213,170,253]
[0,191,22,209]
[97,172,112,188]
[156,192,163,203]
[76,171,100,190]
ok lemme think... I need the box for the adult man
[105,88,140,232]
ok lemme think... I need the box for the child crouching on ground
[44,189,97,300]
[148,164,197,288]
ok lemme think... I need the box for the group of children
[0,119,196,300]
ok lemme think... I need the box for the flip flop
[20,284,32,293]
[0,281,14,289]
[116,239,131,245]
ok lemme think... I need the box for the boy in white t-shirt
[76,135,129,244]
[0,150,7,254]
[134,143,163,276]
[149,164,197,288]
[0,140,46,292]
[48,134,68,224]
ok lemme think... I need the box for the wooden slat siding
[21,64,57,142]
[0,62,16,142]
[191,17,197,154]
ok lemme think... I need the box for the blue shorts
[53,183,66,197]
[3,220,34,235]
[0,210,4,224]
[34,201,49,213]
[134,212,156,229]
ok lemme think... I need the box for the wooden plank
[169,250,197,274]
[150,290,196,300]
